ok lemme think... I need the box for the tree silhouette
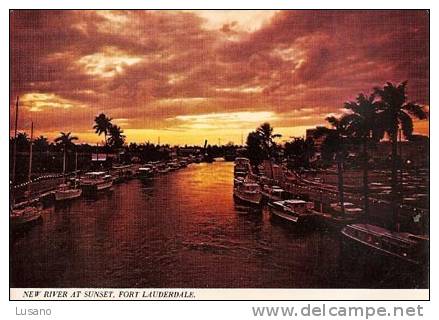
[373,81,428,229]
[33,135,50,152]
[256,122,282,159]
[108,124,126,150]
[93,113,113,149]
[285,137,315,169]
[342,93,381,218]
[246,131,264,167]
[314,116,350,215]
[54,132,78,174]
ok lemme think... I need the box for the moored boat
[260,185,291,203]
[55,179,82,201]
[341,223,428,266]
[268,199,317,224]
[10,202,43,227]
[156,163,170,174]
[80,172,113,193]
[330,202,363,217]
[138,166,154,180]
[233,181,262,206]
[234,157,251,177]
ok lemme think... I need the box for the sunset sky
[10,10,429,145]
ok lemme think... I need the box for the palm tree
[373,81,428,229]
[256,122,281,179]
[342,93,382,218]
[108,125,126,150]
[246,131,265,167]
[256,122,281,158]
[93,113,113,150]
[314,116,350,215]
[285,137,315,169]
[54,132,78,174]
[34,135,50,152]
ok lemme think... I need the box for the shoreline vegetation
[10,82,429,233]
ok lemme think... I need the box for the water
[10,161,426,288]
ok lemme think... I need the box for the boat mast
[27,121,34,196]
[12,96,19,186]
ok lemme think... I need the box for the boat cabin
[275,199,314,213]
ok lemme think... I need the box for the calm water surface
[10,161,424,288]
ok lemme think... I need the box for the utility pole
[12,96,19,185]
[27,121,34,197]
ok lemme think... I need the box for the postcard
[9,9,429,301]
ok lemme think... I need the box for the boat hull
[81,180,113,194]
[10,207,42,227]
[268,205,316,225]
[233,191,262,207]
[55,188,82,201]
[340,230,428,287]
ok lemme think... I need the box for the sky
[10,10,429,145]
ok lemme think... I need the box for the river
[10,160,426,288]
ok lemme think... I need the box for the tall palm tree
[54,132,78,174]
[256,122,281,179]
[285,137,315,169]
[373,81,428,229]
[246,131,264,167]
[108,125,126,150]
[93,113,113,150]
[34,135,50,152]
[314,116,350,215]
[342,93,382,218]
[256,122,282,158]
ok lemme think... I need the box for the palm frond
[325,116,339,128]
[398,111,414,139]
[403,102,428,120]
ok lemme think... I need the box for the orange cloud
[10,10,429,144]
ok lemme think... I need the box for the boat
[10,201,42,227]
[80,172,113,193]
[55,179,82,201]
[260,185,292,203]
[138,165,154,180]
[156,163,170,174]
[55,151,82,200]
[167,161,180,171]
[179,159,188,168]
[341,223,429,265]
[10,114,42,228]
[330,202,363,216]
[112,164,135,183]
[233,181,262,206]
[268,199,317,224]
[234,157,251,177]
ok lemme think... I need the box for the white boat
[138,166,154,180]
[80,172,113,193]
[330,202,363,216]
[10,202,42,227]
[113,164,135,183]
[55,181,82,201]
[268,199,317,224]
[234,157,251,177]
[341,224,428,265]
[233,181,262,206]
[156,164,170,174]
[167,161,180,171]
[260,185,291,203]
